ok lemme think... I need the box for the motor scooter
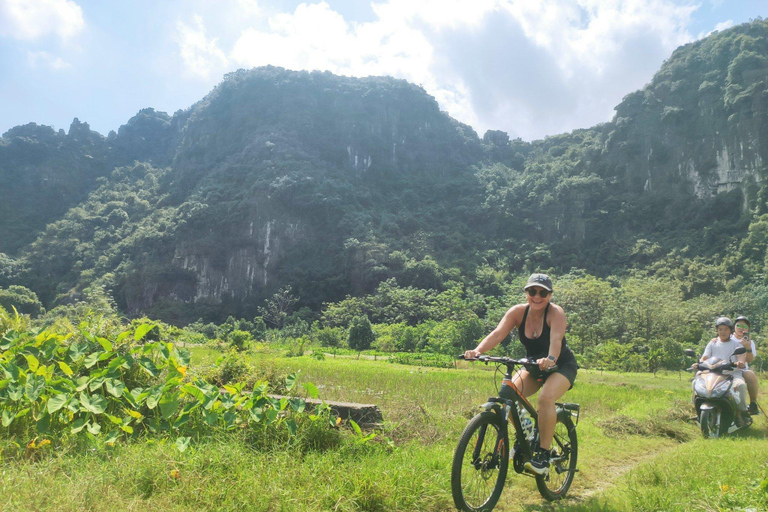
[684,346,751,438]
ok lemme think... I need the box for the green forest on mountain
[1,20,768,372]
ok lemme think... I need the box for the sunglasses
[526,288,551,298]
[736,324,749,329]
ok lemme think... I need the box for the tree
[0,286,44,317]
[258,286,298,329]
[348,315,375,354]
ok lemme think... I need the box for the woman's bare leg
[537,373,571,450]
[511,369,542,398]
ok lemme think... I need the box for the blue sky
[0,0,765,141]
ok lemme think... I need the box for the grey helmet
[735,315,750,327]
[715,316,734,332]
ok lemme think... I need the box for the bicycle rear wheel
[535,415,577,501]
[451,411,509,512]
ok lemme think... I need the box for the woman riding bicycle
[464,273,578,475]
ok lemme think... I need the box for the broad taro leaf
[146,387,162,410]
[24,354,39,373]
[173,414,190,429]
[264,408,278,425]
[174,348,191,367]
[175,436,191,453]
[68,342,87,361]
[286,418,297,436]
[96,337,113,352]
[25,374,46,401]
[36,411,51,433]
[71,417,88,434]
[285,372,298,392]
[83,352,101,369]
[203,410,218,426]
[47,393,69,414]
[180,383,205,402]
[75,376,90,392]
[105,413,123,425]
[87,421,102,435]
[134,324,156,342]
[89,376,107,392]
[289,397,306,413]
[57,361,74,376]
[249,407,263,422]
[107,356,128,371]
[129,387,146,406]
[79,392,107,414]
[98,351,114,362]
[3,363,20,382]
[8,383,24,401]
[105,379,125,398]
[138,357,159,378]
[303,382,319,399]
[47,378,75,394]
[222,410,237,427]
[159,393,180,419]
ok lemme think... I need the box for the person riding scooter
[733,315,759,415]
[695,317,749,426]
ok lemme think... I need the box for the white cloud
[713,20,734,31]
[236,0,260,16]
[222,0,702,139]
[27,50,72,70]
[698,19,734,39]
[176,15,229,79]
[0,0,84,41]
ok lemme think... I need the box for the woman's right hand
[463,349,481,360]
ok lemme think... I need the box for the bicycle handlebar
[459,354,558,373]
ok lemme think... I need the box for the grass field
[3,348,768,511]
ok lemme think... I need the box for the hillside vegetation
[0,20,767,332]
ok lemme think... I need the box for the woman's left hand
[537,357,555,371]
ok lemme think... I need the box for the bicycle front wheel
[535,414,578,501]
[451,411,509,512]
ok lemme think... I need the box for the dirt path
[490,439,681,511]
[567,443,674,502]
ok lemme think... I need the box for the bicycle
[451,355,580,511]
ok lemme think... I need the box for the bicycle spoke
[452,412,508,511]
[535,415,577,500]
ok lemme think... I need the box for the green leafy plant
[0,320,331,454]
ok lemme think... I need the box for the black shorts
[529,361,578,389]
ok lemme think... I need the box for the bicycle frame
[471,356,579,472]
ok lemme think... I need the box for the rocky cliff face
[602,21,768,202]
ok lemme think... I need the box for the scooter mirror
[733,346,747,355]
[684,349,697,357]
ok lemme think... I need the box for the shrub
[228,330,253,351]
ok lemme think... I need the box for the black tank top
[519,304,576,364]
